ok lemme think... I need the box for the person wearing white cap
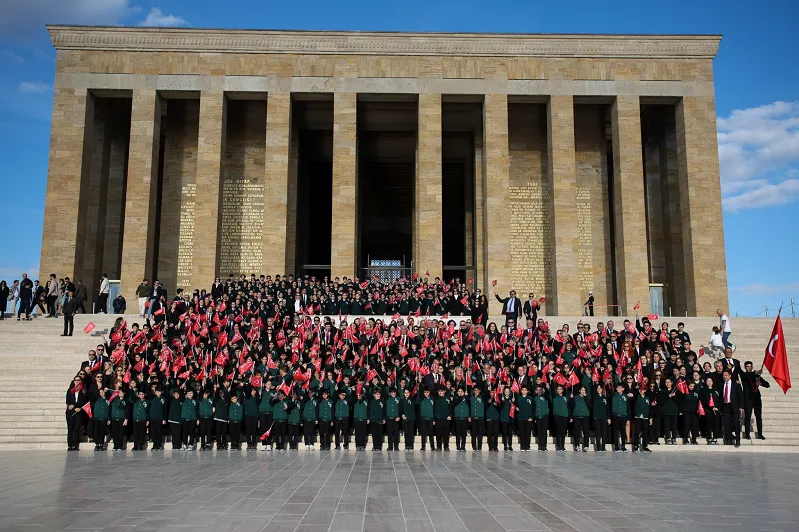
[584,291,595,316]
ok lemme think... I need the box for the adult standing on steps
[740,361,770,441]
[0,280,8,319]
[46,273,59,317]
[17,273,33,321]
[495,289,521,328]
[62,289,77,336]
[66,375,88,451]
[96,273,110,314]
[720,369,743,448]
[716,309,733,350]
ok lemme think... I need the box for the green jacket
[611,393,628,417]
[93,398,110,421]
[168,398,182,423]
[680,390,699,414]
[133,399,149,422]
[400,397,416,420]
[335,399,350,419]
[288,402,301,425]
[110,397,127,421]
[259,390,275,413]
[229,402,244,422]
[572,395,590,418]
[214,398,229,421]
[150,397,166,421]
[303,398,318,421]
[386,396,400,419]
[354,399,369,421]
[516,395,534,420]
[453,397,470,419]
[486,400,500,421]
[244,396,259,417]
[433,396,452,419]
[369,399,386,423]
[552,395,570,418]
[533,395,550,419]
[420,397,434,420]
[272,399,288,421]
[470,396,485,419]
[181,398,198,421]
[592,394,609,420]
[199,398,214,419]
[499,397,513,423]
[318,399,334,422]
[634,395,651,419]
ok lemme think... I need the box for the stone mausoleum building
[41,26,728,316]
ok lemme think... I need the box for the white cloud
[18,81,51,94]
[735,281,799,297]
[718,101,799,212]
[0,265,40,281]
[0,0,137,39]
[140,8,188,27]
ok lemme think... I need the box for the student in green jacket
[419,387,435,451]
[318,389,335,450]
[353,390,369,450]
[611,383,629,452]
[244,387,260,450]
[149,388,167,450]
[452,387,470,451]
[369,389,387,450]
[132,390,149,451]
[271,390,289,450]
[198,389,215,451]
[533,386,550,452]
[399,387,416,451]
[181,389,199,450]
[552,385,570,452]
[302,392,318,450]
[433,386,452,452]
[386,387,401,452]
[592,384,610,452]
[228,393,244,449]
[92,388,110,451]
[287,394,302,450]
[110,388,128,451]
[515,386,534,452]
[168,390,183,450]
[570,386,591,452]
[633,386,653,453]
[469,386,485,451]
[334,390,350,450]
[214,390,229,450]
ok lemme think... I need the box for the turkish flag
[633,301,640,311]
[647,313,659,321]
[763,315,791,394]
[153,307,165,316]
[83,322,96,334]
[491,280,497,287]
[81,402,93,418]
[510,380,520,394]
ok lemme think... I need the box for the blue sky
[1,0,797,317]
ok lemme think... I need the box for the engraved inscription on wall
[220,179,264,275]
[509,184,553,298]
[176,183,196,289]
[576,186,592,291]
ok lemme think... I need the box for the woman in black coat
[0,280,8,319]
[66,375,89,450]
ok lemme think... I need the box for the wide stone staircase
[1,312,797,451]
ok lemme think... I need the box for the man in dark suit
[18,273,33,320]
[495,290,521,327]
[740,361,770,440]
[62,289,77,336]
[720,369,744,447]
[523,293,539,324]
[66,375,88,450]
[720,348,742,381]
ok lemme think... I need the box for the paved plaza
[0,452,797,532]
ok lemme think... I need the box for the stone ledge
[48,26,721,59]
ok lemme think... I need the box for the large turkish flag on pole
[763,315,791,394]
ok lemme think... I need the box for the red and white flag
[81,402,93,418]
[763,314,791,394]
[83,322,96,334]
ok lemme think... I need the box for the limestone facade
[40,27,729,316]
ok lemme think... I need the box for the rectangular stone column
[263,91,291,277]
[611,96,650,315]
[331,92,357,280]
[40,88,92,281]
[415,93,443,279]
[120,89,162,302]
[483,94,511,315]
[675,96,729,315]
[192,91,226,290]
[547,96,581,314]
[474,134,487,294]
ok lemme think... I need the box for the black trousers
[634,418,649,449]
[259,413,273,446]
[536,417,549,450]
[288,424,300,448]
[17,297,31,319]
[199,418,213,447]
[273,421,287,449]
[649,414,661,442]
[387,419,400,450]
[471,418,485,450]
[304,420,317,445]
[682,412,699,442]
[516,419,532,450]
[133,421,147,449]
[96,293,108,313]
[230,421,242,447]
[744,399,763,436]
[721,405,740,443]
[486,419,499,450]
[419,419,435,449]
[453,419,467,449]
[370,421,385,449]
[611,415,627,448]
[150,421,164,448]
[403,420,415,449]
[573,417,589,449]
[63,315,74,335]
[169,422,182,448]
[355,420,369,448]
[93,419,108,447]
[705,411,720,440]
[47,295,57,316]
[181,420,196,447]
[319,420,333,449]
[111,419,125,449]
[335,418,350,448]
[434,419,450,450]
[501,421,514,449]
[553,416,568,450]
[662,414,679,441]
[245,416,258,447]
[66,412,82,448]
[594,419,607,450]
[215,420,228,447]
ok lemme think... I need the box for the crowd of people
[56,273,769,453]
